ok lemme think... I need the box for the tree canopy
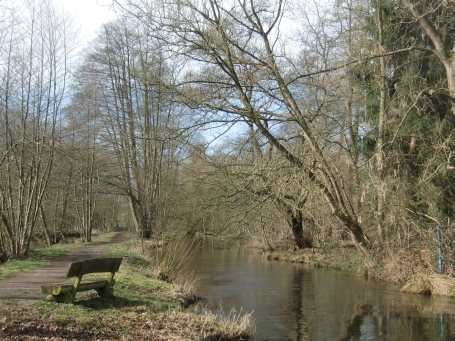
[1,0,454,273]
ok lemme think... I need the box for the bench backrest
[66,258,123,278]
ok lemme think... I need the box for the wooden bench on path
[40,257,123,303]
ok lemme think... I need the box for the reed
[212,307,256,340]
[147,233,199,283]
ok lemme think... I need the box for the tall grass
[148,234,200,283]
[212,307,256,340]
[401,274,455,296]
[155,308,255,341]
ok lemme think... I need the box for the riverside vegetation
[197,231,455,298]
[2,0,455,318]
[0,234,255,341]
[259,237,455,298]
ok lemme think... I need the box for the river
[186,241,455,341]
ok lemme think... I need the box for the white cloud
[58,0,117,43]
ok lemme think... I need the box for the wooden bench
[40,257,123,303]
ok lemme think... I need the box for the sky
[59,0,118,44]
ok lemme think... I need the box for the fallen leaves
[0,305,254,341]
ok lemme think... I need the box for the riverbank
[0,235,255,340]
[261,242,455,298]
[263,244,363,273]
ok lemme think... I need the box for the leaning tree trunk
[403,0,455,118]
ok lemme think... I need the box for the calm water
[186,242,455,341]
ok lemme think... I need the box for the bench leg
[96,287,114,298]
[46,294,74,303]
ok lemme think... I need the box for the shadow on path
[0,232,131,301]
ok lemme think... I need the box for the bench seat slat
[40,283,74,295]
[40,257,122,302]
[41,278,116,295]
[66,258,122,277]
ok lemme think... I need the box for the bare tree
[107,0,455,261]
[0,0,76,256]
[113,0,372,255]
[82,19,185,238]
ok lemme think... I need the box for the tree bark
[376,0,386,241]
[403,0,455,118]
[288,212,313,249]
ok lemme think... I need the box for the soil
[0,232,131,302]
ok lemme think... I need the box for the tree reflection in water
[186,244,455,341]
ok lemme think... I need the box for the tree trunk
[288,212,313,249]
[0,248,7,264]
[290,214,306,249]
[376,0,386,241]
[403,0,455,118]
[40,205,52,247]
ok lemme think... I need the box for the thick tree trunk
[129,196,153,239]
[290,215,306,249]
[376,0,386,241]
[289,213,305,250]
[403,0,455,118]
[288,212,313,249]
[0,248,7,264]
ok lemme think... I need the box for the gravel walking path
[0,232,131,301]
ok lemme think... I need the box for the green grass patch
[28,243,84,260]
[262,245,364,276]
[101,239,180,311]
[0,232,122,280]
[93,232,117,243]
[103,240,150,268]
[0,259,48,280]
[0,243,85,280]
[0,235,255,340]
[316,247,363,274]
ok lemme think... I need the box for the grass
[146,235,200,282]
[208,307,255,340]
[400,274,455,297]
[0,232,117,280]
[263,245,364,275]
[0,234,256,340]
[0,243,84,280]
[262,241,455,299]
[316,247,363,273]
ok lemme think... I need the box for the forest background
[1,0,455,286]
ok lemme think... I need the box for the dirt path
[0,232,131,301]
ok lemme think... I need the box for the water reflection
[290,266,309,341]
[186,243,455,341]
